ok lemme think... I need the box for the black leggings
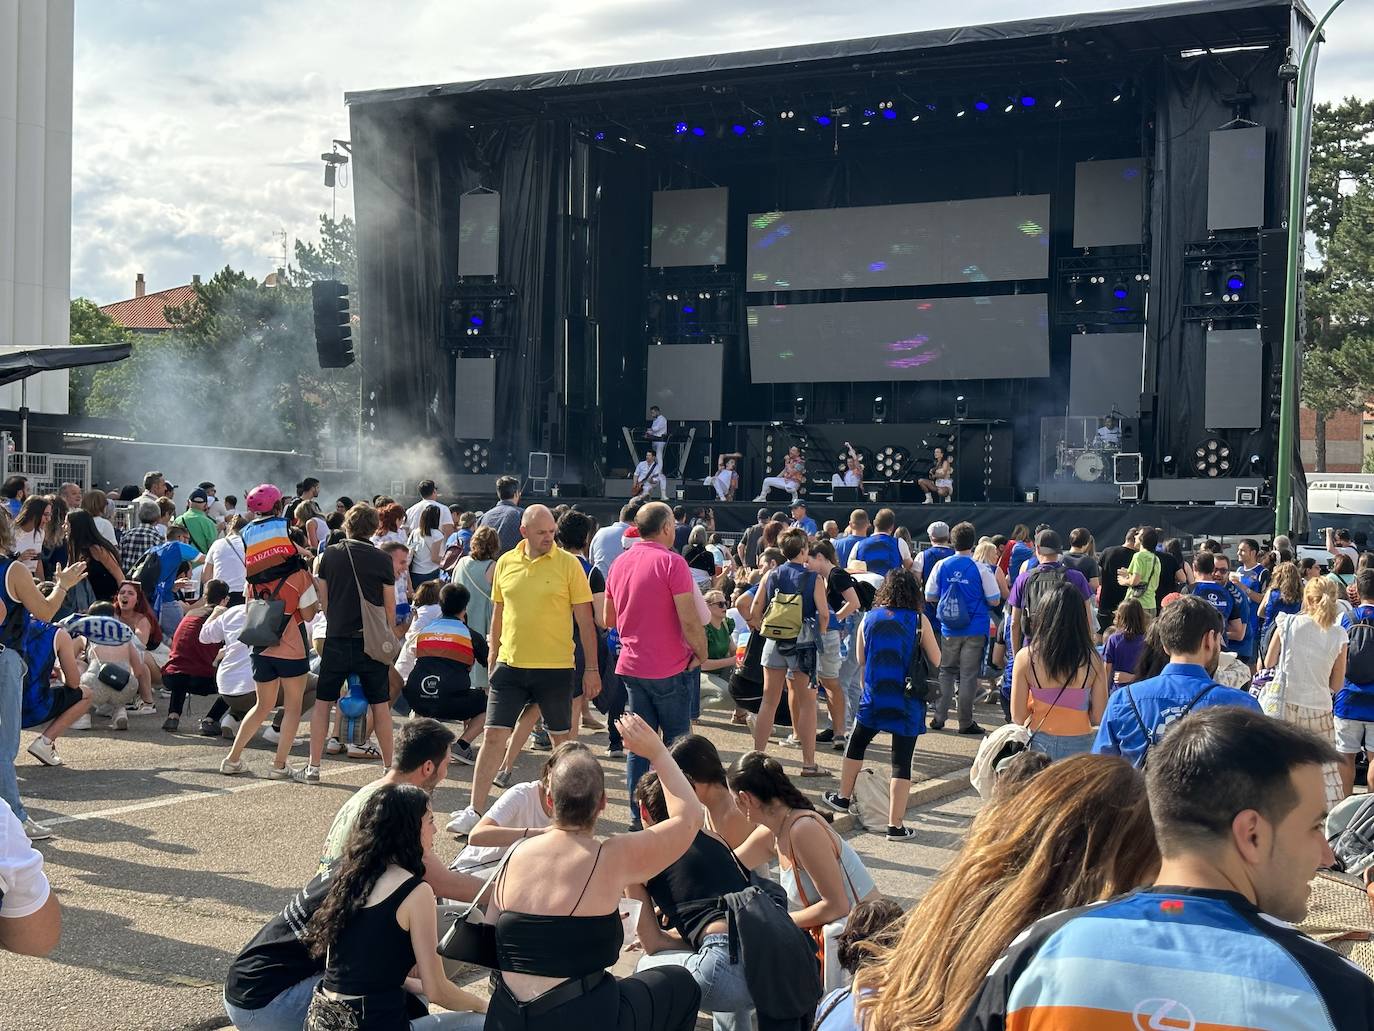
[164,672,220,718]
[486,968,699,1031]
[844,720,918,780]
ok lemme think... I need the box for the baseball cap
[189,488,209,503]
[246,484,283,514]
[791,499,807,510]
[1035,528,1063,553]
[927,521,950,541]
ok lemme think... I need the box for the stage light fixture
[1112,278,1130,301]
[594,131,606,141]
[873,395,886,423]
[732,124,747,136]
[1053,99,1063,108]
[814,115,831,126]
[841,121,851,128]
[954,394,968,419]
[752,118,765,128]
[911,114,920,122]
[863,108,876,117]
[1226,263,1246,292]
[879,101,893,109]
[691,126,706,137]
[1201,261,1216,298]
[956,109,966,118]
[797,126,806,132]
[674,122,689,135]
[1004,102,1015,112]
[1021,95,1036,106]
[1192,437,1231,477]
[793,395,807,423]
[974,98,990,111]
[882,108,897,120]
[1112,91,1123,102]
[1069,276,1083,306]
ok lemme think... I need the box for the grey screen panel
[457,192,500,276]
[650,188,728,267]
[1069,333,1142,416]
[453,356,497,438]
[746,195,1049,292]
[1207,126,1266,230]
[746,295,1048,383]
[1072,159,1144,248]
[1204,329,1262,429]
[646,343,724,420]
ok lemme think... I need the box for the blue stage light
[1112,278,1129,300]
[863,109,876,118]
[1226,275,1244,291]
[732,124,747,136]
[882,109,896,120]
[683,305,696,314]
[691,126,706,137]
[1021,95,1036,107]
[815,115,831,126]
[674,122,688,135]
[752,118,765,127]
[594,132,605,141]
[974,100,990,112]
[1226,265,1246,292]
[469,315,484,326]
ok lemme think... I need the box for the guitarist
[632,448,667,500]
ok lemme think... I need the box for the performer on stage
[753,445,806,503]
[1094,415,1122,448]
[632,447,668,499]
[831,441,864,489]
[705,452,742,501]
[918,446,953,504]
[647,405,668,469]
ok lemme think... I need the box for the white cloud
[70,0,1374,302]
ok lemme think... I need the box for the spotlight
[1053,99,1063,108]
[752,118,765,127]
[873,395,887,423]
[793,395,807,423]
[882,109,897,120]
[863,108,876,118]
[1112,91,1123,102]
[1191,436,1231,477]
[731,124,747,136]
[956,109,966,118]
[974,98,990,111]
[594,131,606,141]
[954,394,968,419]
[911,114,920,122]
[1112,278,1129,301]
[1226,263,1246,292]
[1201,261,1217,298]
[1004,103,1015,113]
[814,115,832,126]
[691,126,706,137]
[674,122,689,135]
[1069,275,1083,306]
[1021,95,1036,107]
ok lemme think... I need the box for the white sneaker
[262,727,281,745]
[347,739,382,760]
[71,713,92,731]
[266,764,300,781]
[784,733,801,747]
[446,806,481,836]
[26,737,62,767]
[23,818,54,840]
[219,756,248,775]
[325,736,343,755]
[220,715,240,739]
[128,702,158,716]
[752,494,768,502]
[111,708,128,731]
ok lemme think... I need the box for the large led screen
[457,192,500,277]
[747,295,1049,383]
[1073,159,1144,248]
[650,188,728,267]
[746,195,1050,292]
[646,343,724,421]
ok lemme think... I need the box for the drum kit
[1057,427,1119,483]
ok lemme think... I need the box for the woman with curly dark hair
[821,570,940,840]
[302,783,486,1029]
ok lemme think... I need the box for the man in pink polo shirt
[605,501,707,826]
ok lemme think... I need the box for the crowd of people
[5,471,1374,1030]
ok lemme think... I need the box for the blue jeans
[622,668,694,828]
[0,647,28,823]
[224,979,485,1031]
[1029,730,1097,761]
[636,934,752,1030]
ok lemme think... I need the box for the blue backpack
[936,557,977,632]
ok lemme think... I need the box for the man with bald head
[605,501,708,827]
[447,503,602,835]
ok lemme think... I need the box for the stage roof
[347,0,1309,113]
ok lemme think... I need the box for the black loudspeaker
[1119,418,1139,452]
[311,280,354,368]
[1259,228,1286,346]
[832,486,861,503]
[955,423,1014,502]
[681,484,714,501]
[766,488,794,506]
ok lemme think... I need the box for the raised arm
[609,715,704,886]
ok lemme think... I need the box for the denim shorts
[635,933,752,1014]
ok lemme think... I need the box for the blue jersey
[1189,582,1244,651]
[1008,541,1035,579]
[925,554,997,638]
[834,533,863,568]
[959,887,1374,1030]
[149,541,201,615]
[854,534,903,576]
[791,516,817,534]
[858,607,925,737]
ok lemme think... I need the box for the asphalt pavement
[0,693,995,1031]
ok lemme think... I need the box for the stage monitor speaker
[457,191,501,277]
[1113,453,1143,485]
[1204,329,1262,429]
[832,486,861,503]
[681,483,714,501]
[1236,486,1260,505]
[1207,126,1266,231]
[1120,484,1141,502]
[1069,333,1142,417]
[453,357,497,440]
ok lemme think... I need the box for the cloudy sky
[71,0,1374,303]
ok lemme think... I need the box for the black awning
[0,343,132,388]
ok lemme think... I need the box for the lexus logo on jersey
[1132,998,1197,1031]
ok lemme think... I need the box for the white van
[1299,475,1374,567]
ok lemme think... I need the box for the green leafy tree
[1302,98,1374,469]
[68,298,137,416]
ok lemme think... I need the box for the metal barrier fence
[6,451,93,495]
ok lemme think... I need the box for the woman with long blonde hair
[1262,576,1346,804]
[821,755,1157,1031]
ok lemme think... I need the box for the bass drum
[1073,450,1106,482]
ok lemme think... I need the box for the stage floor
[451,495,1274,544]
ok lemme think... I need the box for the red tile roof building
[98,273,200,333]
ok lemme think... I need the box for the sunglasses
[709,601,726,608]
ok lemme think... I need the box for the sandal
[799,765,830,778]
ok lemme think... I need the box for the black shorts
[162,671,218,697]
[316,636,391,705]
[486,664,574,732]
[48,684,86,720]
[249,652,312,683]
[405,685,488,722]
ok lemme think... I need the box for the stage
[346,0,1316,527]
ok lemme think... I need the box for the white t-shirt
[633,460,660,495]
[306,515,330,552]
[13,529,43,575]
[450,781,549,874]
[649,414,668,439]
[205,535,247,593]
[371,529,407,549]
[1332,544,1359,565]
[1274,612,1348,710]
[198,606,255,697]
[94,516,118,546]
[405,498,447,533]
[408,529,445,575]
[0,798,49,918]
[832,469,861,487]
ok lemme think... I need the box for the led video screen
[1073,159,1144,248]
[457,192,500,276]
[746,195,1049,292]
[650,188,728,267]
[747,294,1049,383]
[646,343,724,421]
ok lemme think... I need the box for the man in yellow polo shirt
[448,504,600,834]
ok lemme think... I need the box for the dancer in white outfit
[647,406,668,470]
[831,442,864,488]
[633,448,668,499]
[754,446,806,503]
[705,454,742,501]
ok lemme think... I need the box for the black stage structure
[346,0,1316,538]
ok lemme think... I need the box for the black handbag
[97,662,131,691]
[240,576,291,649]
[437,840,518,966]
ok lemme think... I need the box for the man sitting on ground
[1093,595,1261,768]
[961,707,1374,1029]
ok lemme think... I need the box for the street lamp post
[1274,0,1345,537]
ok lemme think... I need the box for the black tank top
[494,840,624,977]
[646,831,750,950]
[322,871,423,1006]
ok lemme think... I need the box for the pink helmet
[246,483,283,514]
